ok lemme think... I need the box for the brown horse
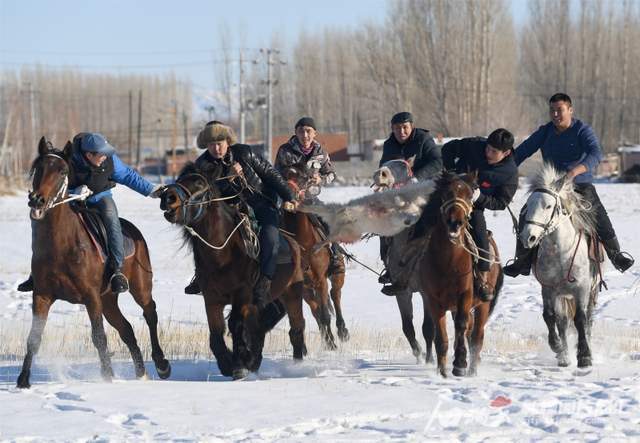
[160,162,307,378]
[17,137,171,389]
[418,172,503,377]
[281,165,349,348]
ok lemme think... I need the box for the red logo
[480,180,491,189]
[490,395,512,408]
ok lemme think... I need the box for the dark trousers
[254,202,280,279]
[574,183,616,241]
[470,209,490,272]
[91,196,124,271]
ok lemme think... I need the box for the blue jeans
[253,202,280,279]
[91,196,124,271]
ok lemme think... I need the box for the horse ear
[406,155,416,168]
[466,169,479,185]
[63,141,73,158]
[38,136,49,156]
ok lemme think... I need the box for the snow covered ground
[1,182,639,441]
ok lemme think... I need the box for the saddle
[71,203,135,264]
[229,200,293,264]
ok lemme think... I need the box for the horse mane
[527,163,597,233]
[426,171,457,207]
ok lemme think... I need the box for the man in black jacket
[186,122,298,310]
[378,112,442,291]
[441,128,518,301]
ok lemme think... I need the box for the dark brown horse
[17,137,170,388]
[281,165,349,348]
[418,172,503,377]
[160,162,307,378]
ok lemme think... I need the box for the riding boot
[476,270,494,302]
[602,236,635,273]
[503,240,534,277]
[17,274,34,292]
[184,274,202,295]
[327,243,345,276]
[260,299,287,332]
[381,282,407,296]
[109,269,129,294]
[378,269,391,284]
[252,273,272,310]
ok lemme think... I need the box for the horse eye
[545,204,552,209]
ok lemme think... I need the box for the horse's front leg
[17,294,53,389]
[282,281,307,360]
[430,303,449,378]
[315,276,337,350]
[85,295,114,382]
[204,300,234,377]
[421,294,435,364]
[542,294,562,354]
[452,293,472,377]
[467,304,490,376]
[574,296,592,368]
[396,291,423,361]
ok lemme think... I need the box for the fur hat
[197,123,237,149]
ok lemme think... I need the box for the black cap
[295,117,316,130]
[391,112,413,125]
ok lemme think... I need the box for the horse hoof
[232,368,249,380]
[16,372,31,389]
[468,367,477,377]
[452,366,466,377]
[156,360,172,379]
[557,356,570,367]
[438,367,447,378]
[138,372,150,381]
[577,356,592,368]
[338,328,350,342]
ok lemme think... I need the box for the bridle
[523,187,570,241]
[440,179,474,220]
[29,153,87,215]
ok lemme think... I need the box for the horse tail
[554,294,576,320]
[489,268,504,317]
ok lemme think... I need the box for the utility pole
[128,90,133,163]
[182,110,189,155]
[171,101,178,180]
[136,89,142,170]
[28,83,37,147]
[239,49,246,144]
[259,48,285,161]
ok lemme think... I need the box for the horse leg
[395,291,423,361]
[553,296,572,367]
[421,294,435,364]
[329,272,349,341]
[228,305,251,379]
[315,277,337,350]
[283,281,307,360]
[542,295,562,354]
[140,299,171,379]
[468,304,489,376]
[128,261,171,379]
[431,305,449,378]
[205,301,234,377]
[452,296,472,377]
[574,298,592,368]
[85,295,114,381]
[102,294,146,379]
[17,295,53,389]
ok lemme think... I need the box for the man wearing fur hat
[274,117,344,275]
[377,112,442,294]
[185,122,298,310]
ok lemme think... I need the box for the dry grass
[0,176,28,196]
[1,314,638,367]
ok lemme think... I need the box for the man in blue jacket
[18,132,164,293]
[504,93,634,277]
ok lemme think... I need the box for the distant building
[618,145,640,172]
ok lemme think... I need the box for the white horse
[520,164,600,368]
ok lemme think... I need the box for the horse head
[160,163,215,226]
[372,157,415,191]
[28,136,73,220]
[520,165,574,248]
[436,171,476,240]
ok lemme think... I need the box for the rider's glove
[74,185,93,200]
[471,188,481,203]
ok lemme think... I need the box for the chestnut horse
[160,162,307,379]
[17,137,170,388]
[419,172,503,377]
[281,165,349,348]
